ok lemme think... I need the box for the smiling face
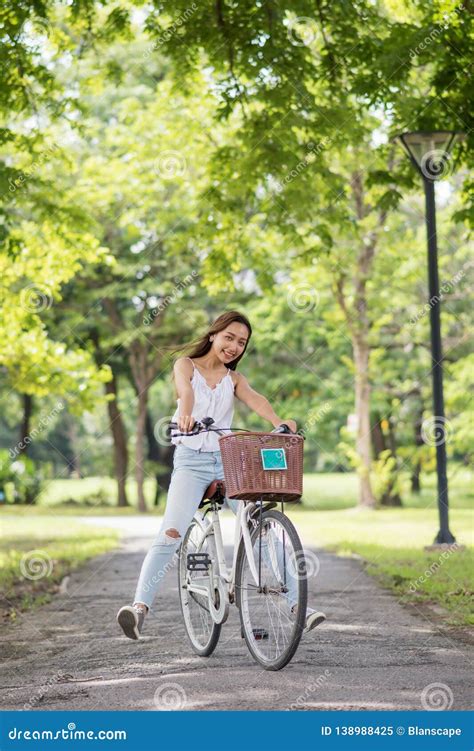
[212,322,250,365]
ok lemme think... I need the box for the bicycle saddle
[200,480,226,507]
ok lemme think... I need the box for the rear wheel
[236,509,307,670]
[178,519,221,656]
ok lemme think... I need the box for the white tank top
[171,357,235,451]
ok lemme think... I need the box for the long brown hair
[174,311,252,371]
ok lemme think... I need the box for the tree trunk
[105,372,129,507]
[18,393,33,456]
[145,409,171,508]
[333,170,390,510]
[135,390,148,513]
[371,414,386,457]
[353,338,376,507]
[145,410,161,462]
[411,396,424,493]
[411,463,421,493]
[89,328,129,506]
[127,330,163,513]
[154,444,174,507]
[385,417,402,506]
[66,413,81,477]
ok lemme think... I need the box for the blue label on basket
[261,448,287,470]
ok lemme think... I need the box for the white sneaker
[304,608,326,634]
[117,604,147,640]
[291,604,326,634]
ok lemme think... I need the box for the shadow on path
[1,515,472,711]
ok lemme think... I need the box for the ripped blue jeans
[133,444,298,615]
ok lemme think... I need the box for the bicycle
[169,417,309,671]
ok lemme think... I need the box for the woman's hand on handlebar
[178,415,196,433]
[274,419,297,434]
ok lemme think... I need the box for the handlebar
[271,423,293,434]
[169,417,300,437]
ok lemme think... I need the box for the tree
[0,3,126,413]
[41,35,223,509]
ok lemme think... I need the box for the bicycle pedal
[186,552,211,571]
[252,628,269,641]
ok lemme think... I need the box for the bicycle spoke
[237,510,307,670]
[179,520,221,655]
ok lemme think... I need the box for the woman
[117,310,326,639]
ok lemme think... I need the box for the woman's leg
[133,448,214,614]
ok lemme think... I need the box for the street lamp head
[392,130,465,181]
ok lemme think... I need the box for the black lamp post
[393,131,464,545]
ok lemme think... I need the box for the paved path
[1,514,472,711]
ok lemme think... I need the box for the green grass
[0,515,119,620]
[0,476,162,515]
[38,476,159,509]
[301,467,473,510]
[301,472,359,509]
[0,503,155,516]
[288,505,473,627]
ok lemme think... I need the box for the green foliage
[371,449,408,504]
[0,1,130,410]
[9,456,50,504]
[0,450,14,487]
[0,451,52,504]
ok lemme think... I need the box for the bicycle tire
[235,508,307,671]
[178,518,222,657]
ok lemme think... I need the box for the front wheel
[178,518,222,656]
[236,509,307,670]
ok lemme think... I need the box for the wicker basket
[218,431,303,502]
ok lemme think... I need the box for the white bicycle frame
[183,499,266,625]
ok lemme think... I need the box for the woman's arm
[173,358,196,432]
[234,372,297,432]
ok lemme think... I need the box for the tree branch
[334,274,356,337]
